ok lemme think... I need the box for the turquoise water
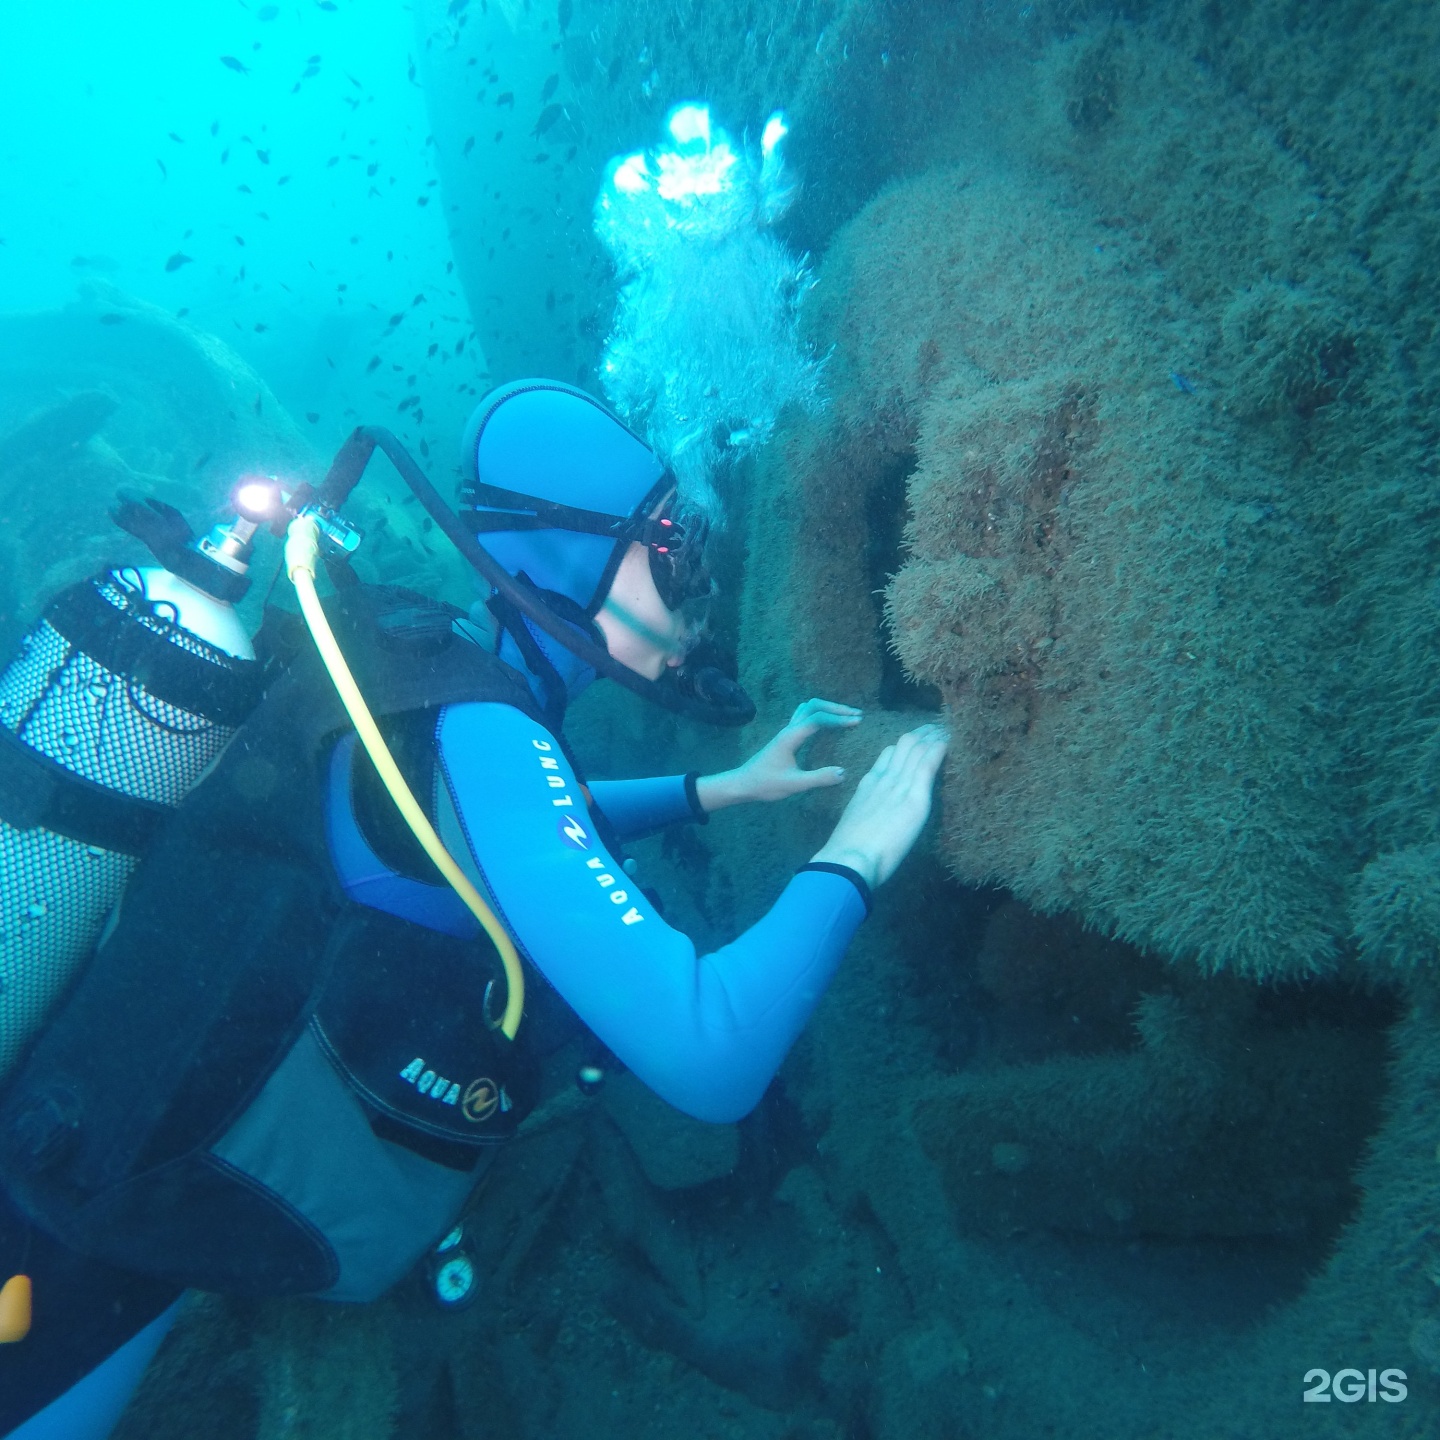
[3,1,1439,1437]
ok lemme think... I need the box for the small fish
[367,161,379,176]
[235,235,246,246]
[165,251,193,272]
[496,91,514,108]
[193,452,211,471]
[1170,370,1196,394]
[220,55,249,74]
[606,54,623,85]
[366,355,381,372]
[176,307,189,317]
[254,322,268,332]
[346,72,363,89]
[462,135,474,157]
[540,74,558,102]
[412,293,426,306]
[168,131,184,143]
[258,4,279,18]
[221,148,230,163]
[448,0,468,15]
[317,1,338,10]
[256,148,271,164]
[253,394,263,415]
[306,412,320,423]
[210,119,220,136]
[99,313,126,325]
[388,312,404,326]
[156,158,168,179]
[545,289,555,311]
[455,337,465,355]
[427,342,439,356]
[557,0,571,30]
[416,195,429,206]
[237,183,252,193]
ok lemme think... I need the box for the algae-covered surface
[4,0,1440,1436]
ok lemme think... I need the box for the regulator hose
[284,514,525,1041]
[317,426,756,728]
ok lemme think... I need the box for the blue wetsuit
[329,681,869,1124]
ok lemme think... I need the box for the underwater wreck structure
[26,0,1430,1436]
[724,2,1440,1435]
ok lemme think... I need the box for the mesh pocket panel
[0,821,134,1078]
[0,582,249,1075]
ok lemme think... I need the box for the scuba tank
[0,497,265,1080]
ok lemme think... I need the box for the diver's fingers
[785,710,864,752]
[865,742,899,782]
[794,764,845,790]
[790,697,863,726]
[870,726,945,792]
[904,730,950,792]
[893,725,948,776]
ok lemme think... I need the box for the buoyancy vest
[0,584,548,1301]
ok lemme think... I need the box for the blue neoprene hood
[461,380,668,616]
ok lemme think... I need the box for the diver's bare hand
[695,698,862,811]
[809,723,949,889]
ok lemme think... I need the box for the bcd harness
[0,583,556,1302]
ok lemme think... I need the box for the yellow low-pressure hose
[285,515,525,1040]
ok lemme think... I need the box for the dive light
[230,475,364,561]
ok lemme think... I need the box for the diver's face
[596,541,691,680]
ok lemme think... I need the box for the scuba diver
[0,379,948,1438]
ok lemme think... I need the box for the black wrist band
[682,771,710,824]
[797,861,872,917]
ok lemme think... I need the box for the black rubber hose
[319,426,756,728]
